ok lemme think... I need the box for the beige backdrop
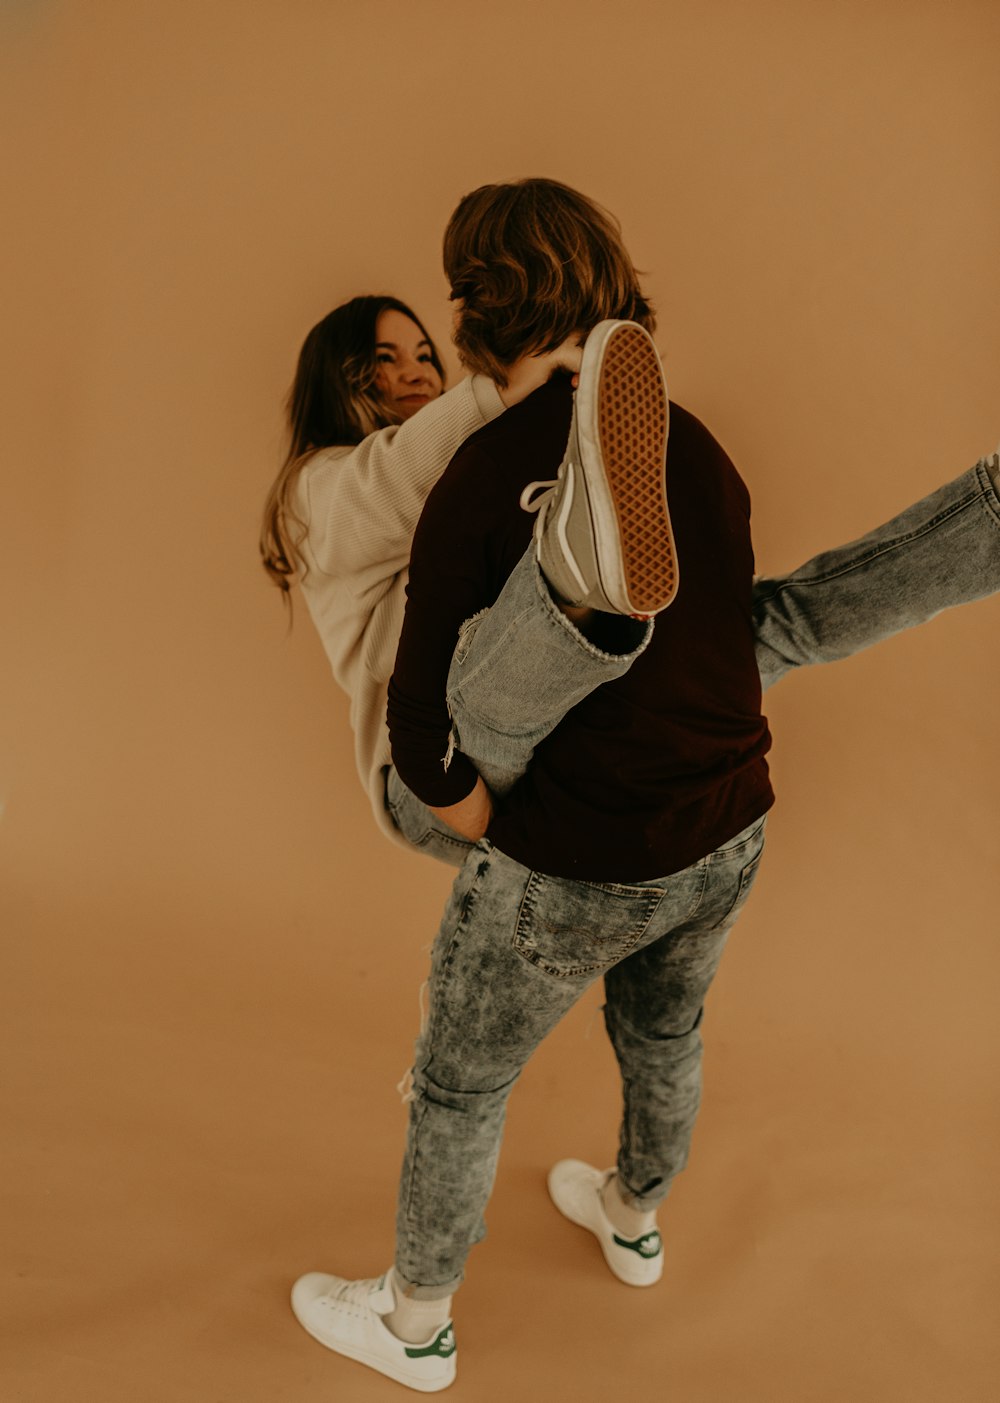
[2,2,998,1400]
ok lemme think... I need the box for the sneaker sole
[589,323,677,616]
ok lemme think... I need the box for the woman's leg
[754,453,1000,691]
[443,453,1000,786]
[394,841,613,1295]
[602,817,766,1211]
[443,545,650,796]
[384,765,475,867]
[382,551,649,864]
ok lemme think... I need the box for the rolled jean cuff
[392,1266,463,1302]
[616,1174,674,1213]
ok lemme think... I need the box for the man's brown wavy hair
[443,178,655,388]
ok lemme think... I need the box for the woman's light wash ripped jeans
[385,457,1000,1298]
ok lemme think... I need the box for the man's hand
[496,335,584,408]
[430,776,494,842]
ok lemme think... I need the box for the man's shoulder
[467,376,573,452]
[437,379,573,494]
[427,428,509,511]
[416,414,519,533]
[667,402,751,525]
[668,402,728,458]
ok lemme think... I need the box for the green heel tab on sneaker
[612,1230,662,1258]
[404,1324,456,1360]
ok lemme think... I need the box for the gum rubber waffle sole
[597,324,676,616]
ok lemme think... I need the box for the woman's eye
[376,354,394,364]
[418,353,433,363]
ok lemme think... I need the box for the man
[290,178,1000,1392]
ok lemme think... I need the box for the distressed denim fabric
[385,765,475,867]
[394,816,767,1298]
[445,546,650,797]
[385,548,648,864]
[753,458,1000,689]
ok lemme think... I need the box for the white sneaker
[290,1266,457,1393]
[547,1159,664,1286]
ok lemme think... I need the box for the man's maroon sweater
[387,375,773,882]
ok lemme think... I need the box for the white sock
[384,1276,452,1344]
[601,1171,657,1239]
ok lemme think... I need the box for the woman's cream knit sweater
[293,375,505,848]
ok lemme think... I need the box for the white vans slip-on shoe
[521,320,677,618]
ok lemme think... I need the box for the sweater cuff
[470,374,506,424]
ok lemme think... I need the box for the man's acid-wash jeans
[393,816,765,1298]
[385,456,1000,1298]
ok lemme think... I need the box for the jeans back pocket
[513,872,666,979]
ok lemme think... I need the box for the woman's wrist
[495,338,584,408]
[495,358,546,408]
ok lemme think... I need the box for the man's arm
[429,775,493,842]
[386,441,505,818]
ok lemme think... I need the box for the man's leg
[290,816,767,1389]
[547,816,767,1283]
[754,452,1000,691]
[395,841,633,1294]
[399,815,765,1292]
[291,839,673,1389]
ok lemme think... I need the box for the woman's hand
[429,775,494,842]
[496,335,584,407]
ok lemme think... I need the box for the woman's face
[374,308,444,421]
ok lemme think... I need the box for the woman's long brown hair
[260,295,446,604]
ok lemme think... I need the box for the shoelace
[518,478,558,513]
[331,1274,386,1309]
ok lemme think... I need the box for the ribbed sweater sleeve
[296,374,504,597]
[291,374,506,846]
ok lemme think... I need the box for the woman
[260,293,582,864]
